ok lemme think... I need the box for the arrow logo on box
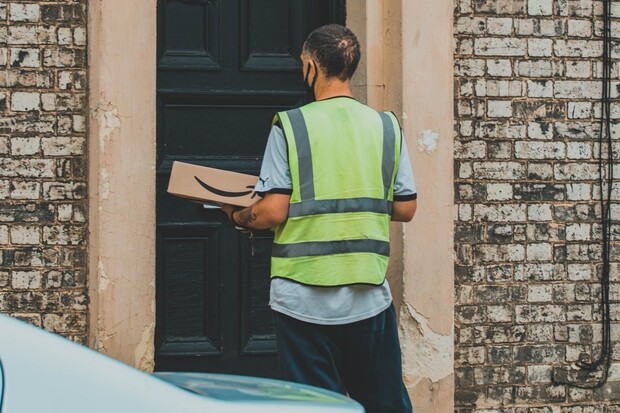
[194,176,255,198]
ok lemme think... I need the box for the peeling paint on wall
[92,99,121,153]
[416,129,439,154]
[97,257,109,292]
[400,303,453,387]
[135,322,155,372]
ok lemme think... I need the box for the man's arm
[221,193,290,230]
[392,199,417,222]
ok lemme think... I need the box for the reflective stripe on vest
[271,98,401,287]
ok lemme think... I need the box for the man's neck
[314,79,353,101]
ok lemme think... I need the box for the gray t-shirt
[256,124,417,325]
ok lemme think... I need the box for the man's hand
[220,193,290,230]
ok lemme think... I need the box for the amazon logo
[194,176,258,199]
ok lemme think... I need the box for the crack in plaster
[135,322,155,372]
[400,303,453,387]
[94,331,117,353]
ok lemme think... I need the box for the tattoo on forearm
[238,206,257,226]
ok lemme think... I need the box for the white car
[0,314,364,412]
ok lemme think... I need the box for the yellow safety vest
[270,97,401,286]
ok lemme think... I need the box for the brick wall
[454,0,620,410]
[0,1,88,343]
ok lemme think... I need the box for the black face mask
[295,62,318,107]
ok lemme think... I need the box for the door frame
[87,1,454,411]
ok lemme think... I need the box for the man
[221,24,416,413]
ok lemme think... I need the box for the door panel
[156,0,345,377]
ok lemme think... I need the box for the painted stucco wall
[87,0,156,370]
[350,2,455,412]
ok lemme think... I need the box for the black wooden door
[155,0,345,377]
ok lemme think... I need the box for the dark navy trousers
[273,303,413,413]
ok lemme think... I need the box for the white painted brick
[486,183,513,201]
[73,115,86,133]
[528,204,552,221]
[516,18,535,35]
[456,17,486,35]
[475,38,527,56]
[41,137,85,156]
[41,93,56,111]
[458,162,473,179]
[57,204,73,222]
[539,20,562,36]
[0,180,8,199]
[11,92,40,111]
[516,60,561,77]
[460,120,473,137]
[474,162,525,180]
[528,285,552,302]
[10,225,40,244]
[555,81,601,99]
[10,137,40,155]
[487,18,513,35]
[488,100,512,117]
[566,60,592,78]
[567,142,592,159]
[9,3,39,22]
[567,20,592,37]
[566,223,591,241]
[74,28,86,46]
[554,163,598,180]
[515,141,566,159]
[11,270,41,289]
[527,122,554,140]
[567,102,592,119]
[568,264,592,281]
[10,181,39,200]
[9,48,39,67]
[0,225,8,244]
[57,28,72,46]
[456,59,486,77]
[455,140,486,159]
[566,183,591,201]
[528,38,553,57]
[474,204,526,222]
[487,59,512,77]
[528,80,553,97]
[529,365,553,383]
[528,0,553,15]
[554,40,603,57]
[527,243,553,261]
[487,305,512,322]
[8,26,37,44]
[477,244,525,262]
[459,204,472,221]
[488,80,524,97]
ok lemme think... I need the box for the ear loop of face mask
[303,61,318,103]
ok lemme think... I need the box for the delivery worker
[220,24,416,413]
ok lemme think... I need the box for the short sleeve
[393,135,417,201]
[254,125,292,196]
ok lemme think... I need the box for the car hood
[155,372,356,405]
[0,314,363,413]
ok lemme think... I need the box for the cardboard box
[167,161,259,207]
